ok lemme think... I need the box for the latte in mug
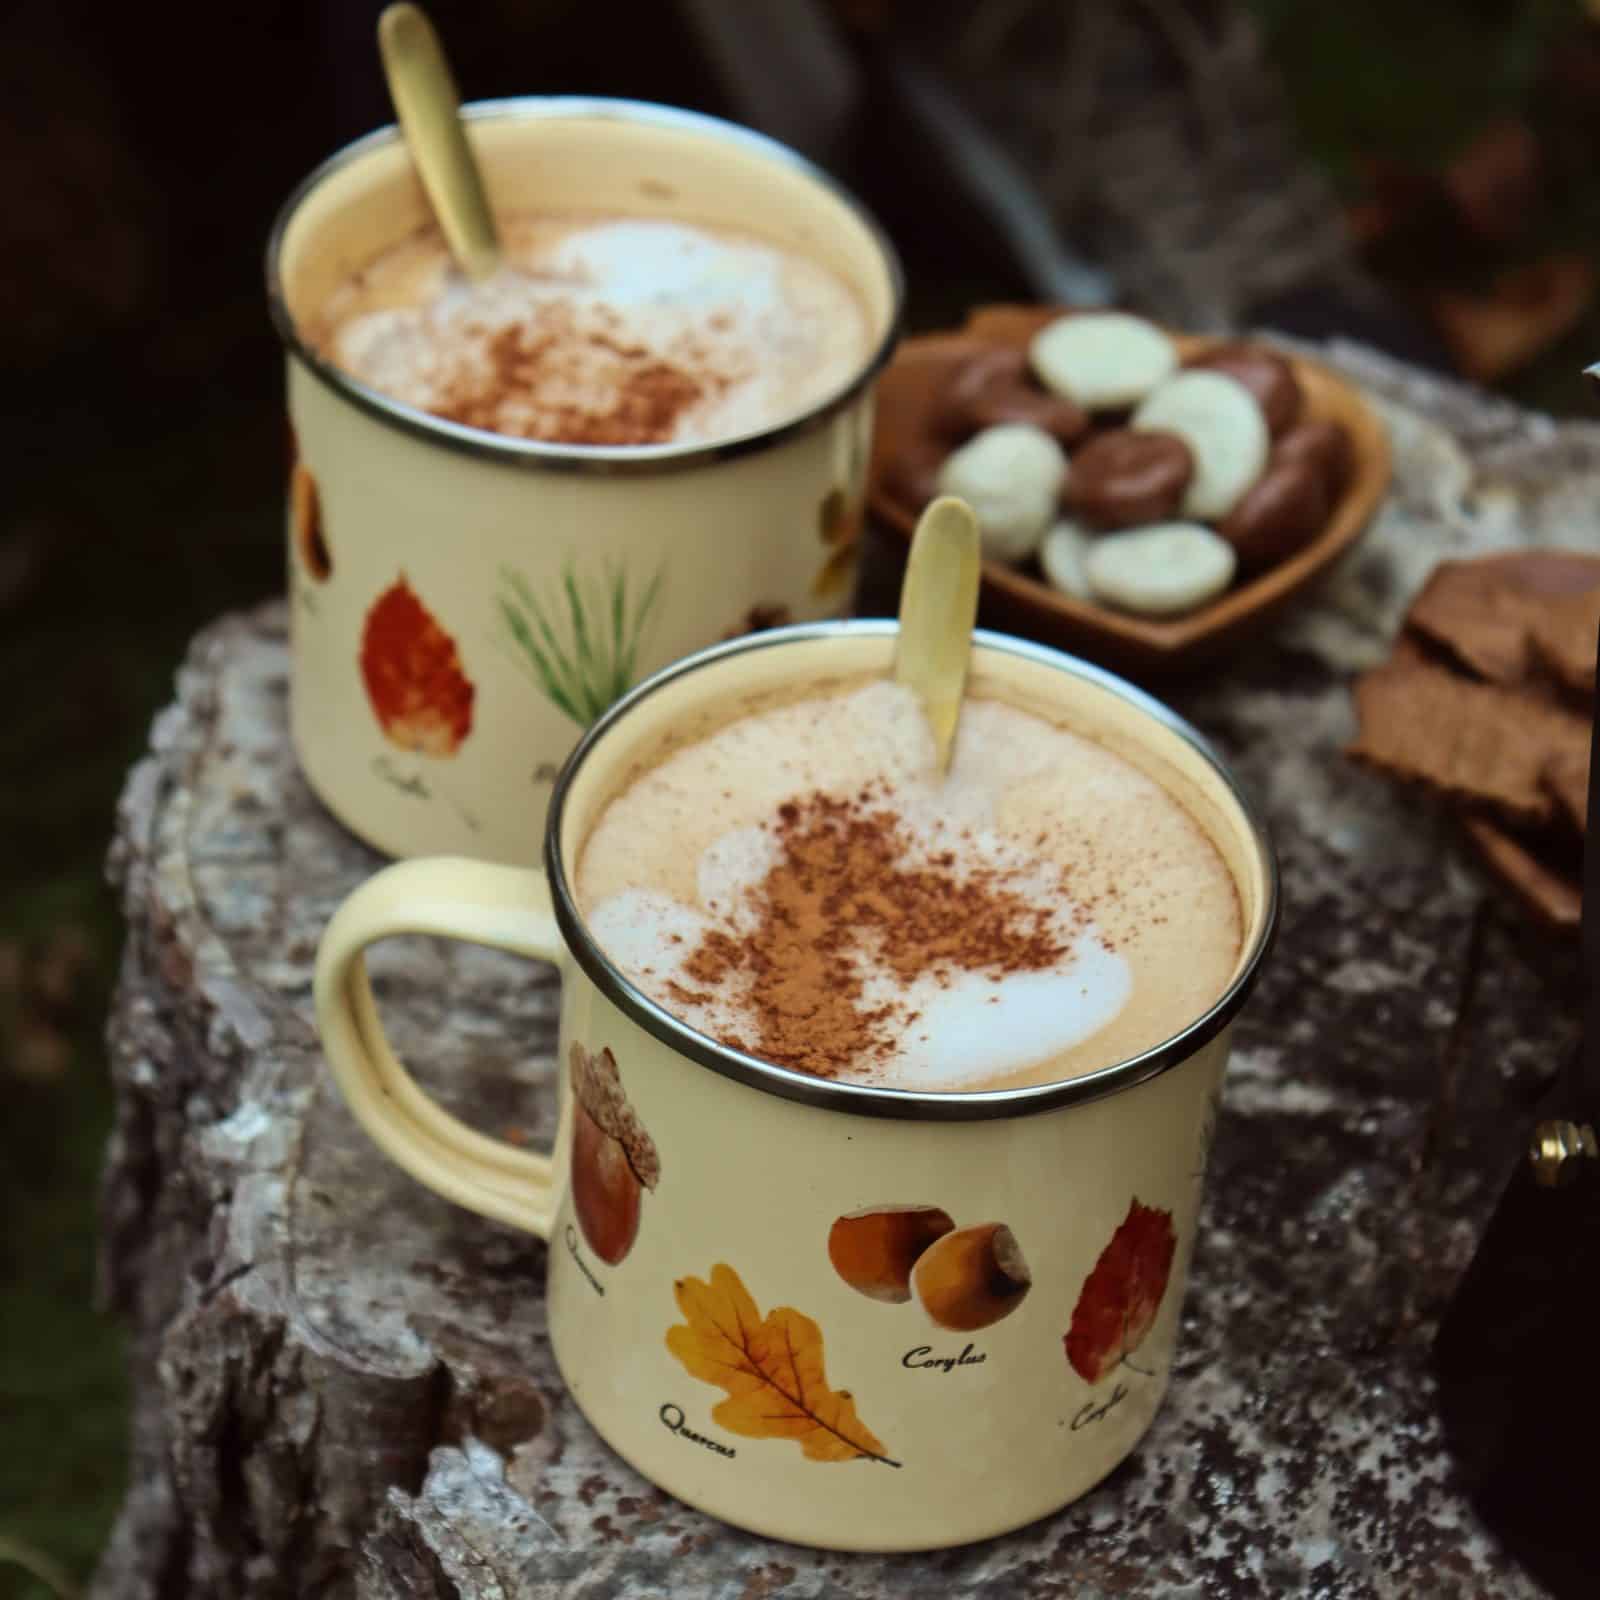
[576,677,1242,1092]
[309,213,872,448]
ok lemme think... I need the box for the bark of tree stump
[95,341,1593,1597]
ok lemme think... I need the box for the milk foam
[576,680,1243,1092]
[313,214,870,445]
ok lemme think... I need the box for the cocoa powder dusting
[683,792,1080,1078]
[429,302,729,446]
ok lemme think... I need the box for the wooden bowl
[867,304,1392,677]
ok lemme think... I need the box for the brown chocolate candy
[1187,344,1304,435]
[936,346,1088,446]
[1063,428,1194,530]
[1218,458,1327,574]
[1272,419,1354,502]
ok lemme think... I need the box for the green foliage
[1245,0,1578,182]
[498,558,665,727]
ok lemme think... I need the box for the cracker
[1461,816,1582,932]
[1348,657,1589,825]
[1526,585,1600,698]
[1404,559,1549,685]
[1541,743,1591,837]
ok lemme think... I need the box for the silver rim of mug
[263,96,907,475]
[545,621,1281,1123]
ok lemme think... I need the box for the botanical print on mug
[827,1206,1032,1331]
[812,484,863,600]
[1064,1198,1177,1385]
[811,406,871,600]
[666,1262,901,1466]
[359,575,476,757]
[290,460,332,583]
[569,1043,659,1266]
[498,557,664,728]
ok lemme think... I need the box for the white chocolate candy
[1029,313,1178,411]
[1131,371,1268,520]
[935,423,1067,563]
[1039,519,1095,600]
[1084,522,1237,616]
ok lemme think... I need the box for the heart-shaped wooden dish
[868,304,1392,676]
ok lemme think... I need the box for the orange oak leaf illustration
[666,1263,900,1467]
[1064,1200,1178,1385]
[360,576,475,756]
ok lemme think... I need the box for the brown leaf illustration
[359,576,475,757]
[1064,1200,1177,1385]
[666,1263,899,1466]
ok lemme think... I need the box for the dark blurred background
[6,1,1600,1592]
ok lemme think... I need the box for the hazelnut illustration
[569,1044,659,1267]
[828,1204,956,1303]
[910,1222,1032,1331]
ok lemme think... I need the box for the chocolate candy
[1029,312,1178,411]
[1084,522,1237,617]
[1272,419,1354,502]
[1218,459,1328,574]
[1063,428,1194,530]
[937,347,1088,446]
[1131,371,1269,520]
[936,422,1068,562]
[1186,344,1304,435]
[1038,519,1095,600]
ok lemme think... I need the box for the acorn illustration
[569,1043,659,1265]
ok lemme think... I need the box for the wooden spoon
[894,495,981,773]
[377,3,501,281]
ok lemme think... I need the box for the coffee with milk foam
[576,680,1242,1093]
[311,214,870,448]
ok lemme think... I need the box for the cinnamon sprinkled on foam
[670,790,1084,1076]
[578,680,1240,1092]
[314,214,869,447]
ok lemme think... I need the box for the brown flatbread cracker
[1349,656,1589,825]
[1461,815,1582,931]
[1541,744,1591,836]
[1526,585,1600,698]
[1404,559,1551,684]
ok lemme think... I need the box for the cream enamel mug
[267,98,903,863]
[312,623,1277,1552]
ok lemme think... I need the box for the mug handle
[314,856,565,1238]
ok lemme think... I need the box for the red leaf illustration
[360,577,475,757]
[1064,1199,1177,1385]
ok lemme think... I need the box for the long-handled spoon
[894,495,982,774]
[377,3,501,281]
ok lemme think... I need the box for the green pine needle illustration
[499,558,665,727]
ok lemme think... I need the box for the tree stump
[96,341,1594,1597]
